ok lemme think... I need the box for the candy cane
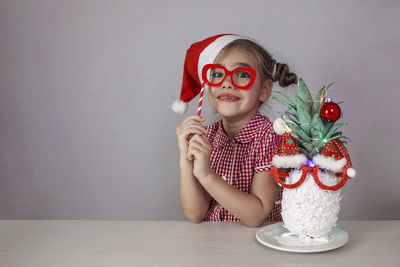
[197,82,205,116]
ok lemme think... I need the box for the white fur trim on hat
[272,154,307,168]
[172,100,188,114]
[313,154,347,172]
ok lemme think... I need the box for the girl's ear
[259,79,273,102]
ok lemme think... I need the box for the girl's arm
[202,171,279,227]
[188,134,279,227]
[178,157,210,223]
[176,116,210,223]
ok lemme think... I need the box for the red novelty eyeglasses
[202,64,257,90]
[270,164,350,191]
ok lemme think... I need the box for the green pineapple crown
[272,79,348,159]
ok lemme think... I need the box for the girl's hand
[176,115,207,159]
[187,133,213,182]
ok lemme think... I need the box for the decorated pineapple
[270,79,356,239]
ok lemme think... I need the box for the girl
[174,34,297,227]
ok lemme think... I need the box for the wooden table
[0,220,399,266]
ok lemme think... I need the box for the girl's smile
[217,93,241,102]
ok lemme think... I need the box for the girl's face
[207,48,272,122]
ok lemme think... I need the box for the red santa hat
[313,138,356,177]
[172,34,254,114]
[271,133,307,168]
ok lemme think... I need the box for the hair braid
[273,62,298,87]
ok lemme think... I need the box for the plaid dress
[204,112,282,222]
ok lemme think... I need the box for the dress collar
[213,112,266,148]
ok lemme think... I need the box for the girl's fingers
[189,134,210,147]
[187,145,200,160]
[176,116,207,154]
[185,123,207,134]
[180,117,206,133]
[187,149,194,160]
[179,127,205,137]
[177,124,207,139]
[188,139,210,156]
[182,115,204,124]
[188,140,203,152]
[181,120,207,132]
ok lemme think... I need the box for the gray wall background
[0,0,399,220]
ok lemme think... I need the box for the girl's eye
[211,71,224,78]
[236,71,251,79]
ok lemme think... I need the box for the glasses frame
[270,164,350,191]
[201,64,257,90]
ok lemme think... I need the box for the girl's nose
[221,75,233,89]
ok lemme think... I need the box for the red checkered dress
[204,112,283,222]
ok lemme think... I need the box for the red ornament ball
[320,101,341,122]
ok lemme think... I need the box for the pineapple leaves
[310,123,347,154]
[324,122,347,140]
[298,79,313,110]
[277,111,297,123]
[326,82,335,90]
[322,121,334,137]
[311,86,325,117]
[311,112,324,139]
[331,131,343,138]
[273,91,295,106]
[329,135,350,143]
[272,96,297,115]
[281,116,312,143]
[295,96,312,135]
[297,139,313,155]
[311,113,324,148]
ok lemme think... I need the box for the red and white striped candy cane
[197,82,205,116]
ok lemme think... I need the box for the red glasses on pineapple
[202,64,257,89]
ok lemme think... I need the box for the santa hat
[271,133,307,168]
[313,138,356,177]
[172,34,254,114]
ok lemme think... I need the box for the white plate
[256,222,349,253]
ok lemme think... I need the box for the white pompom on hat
[172,34,254,114]
[273,118,286,135]
[347,167,356,178]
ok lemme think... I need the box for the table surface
[0,220,399,267]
